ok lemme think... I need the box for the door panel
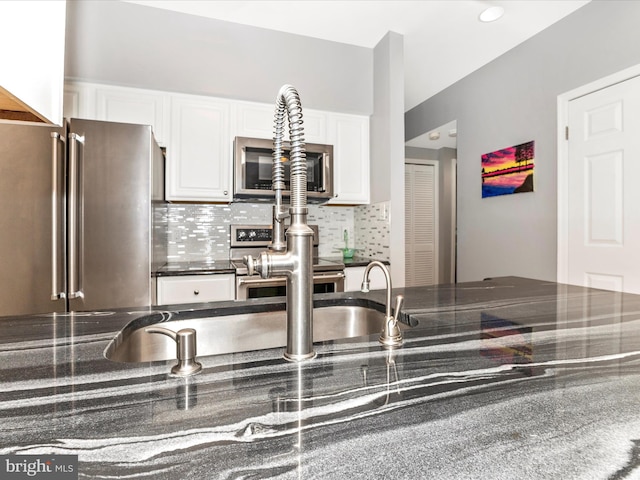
[567,74,640,293]
[405,163,437,287]
[67,119,152,311]
[0,123,66,315]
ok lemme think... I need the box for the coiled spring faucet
[244,85,315,362]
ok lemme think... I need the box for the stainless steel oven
[236,271,345,300]
[233,136,334,202]
[230,225,344,300]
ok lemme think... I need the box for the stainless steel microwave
[233,136,334,202]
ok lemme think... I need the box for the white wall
[64,0,373,115]
[405,0,640,283]
[372,31,405,287]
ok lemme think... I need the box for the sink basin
[105,304,409,363]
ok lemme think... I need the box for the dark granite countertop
[2,277,640,479]
[324,255,390,267]
[154,260,235,276]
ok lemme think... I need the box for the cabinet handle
[193,290,200,295]
[223,190,228,195]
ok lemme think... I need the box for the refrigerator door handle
[50,132,66,301]
[68,132,85,299]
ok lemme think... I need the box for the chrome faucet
[361,261,404,347]
[244,85,316,362]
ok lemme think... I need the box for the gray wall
[65,1,373,114]
[372,32,405,286]
[405,0,640,283]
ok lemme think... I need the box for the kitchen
[3,1,640,478]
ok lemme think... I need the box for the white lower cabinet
[344,265,389,292]
[156,274,235,305]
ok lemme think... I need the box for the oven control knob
[249,230,257,239]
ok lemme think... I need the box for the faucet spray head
[360,280,370,293]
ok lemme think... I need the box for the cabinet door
[235,101,327,143]
[156,275,235,305]
[235,102,274,140]
[167,95,232,202]
[327,114,370,205]
[0,1,65,124]
[96,86,169,145]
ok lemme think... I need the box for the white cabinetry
[156,274,235,305]
[62,81,370,204]
[166,95,232,202]
[344,265,389,292]
[235,101,328,143]
[328,114,370,205]
[0,1,66,124]
[235,102,369,204]
[63,83,94,119]
[95,86,169,146]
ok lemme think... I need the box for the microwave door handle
[324,153,332,194]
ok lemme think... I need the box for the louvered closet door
[405,163,438,286]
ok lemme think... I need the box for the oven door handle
[236,272,345,287]
[311,272,345,283]
[237,276,287,289]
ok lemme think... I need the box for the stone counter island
[1,277,640,479]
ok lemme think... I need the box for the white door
[405,162,438,287]
[567,74,640,293]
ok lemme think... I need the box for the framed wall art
[481,140,534,198]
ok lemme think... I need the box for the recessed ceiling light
[479,6,504,23]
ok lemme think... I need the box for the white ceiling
[126,0,590,113]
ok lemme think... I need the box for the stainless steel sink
[105,305,409,363]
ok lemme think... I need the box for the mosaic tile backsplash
[354,201,390,260]
[155,201,390,263]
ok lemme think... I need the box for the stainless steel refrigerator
[0,118,165,316]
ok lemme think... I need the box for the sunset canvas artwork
[481,141,535,198]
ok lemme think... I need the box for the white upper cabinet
[0,1,66,125]
[62,81,370,204]
[95,86,169,146]
[234,101,328,144]
[327,114,370,205]
[166,94,232,202]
